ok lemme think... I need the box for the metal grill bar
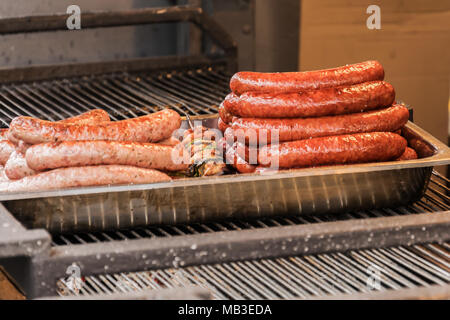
[51,171,449,246]
[0,67,230,126]
[57,241,449,299]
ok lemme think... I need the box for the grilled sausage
[225,143,256,174]
[217,118,230,132]
[62,109,111,124]
[0,165,171,193]
[4,151,36,180]
[0,129,8,141]
[218,103,234,124]
[4,109,112,179]
[26,141,189,172]
[158,136,181,147]
[9,109,180,145]
[258,132,406,168]
[0,166,9,182]
[233,141,258,165]
[396,147,418,161]
[224,81,395,119]
[0,141,15,165]
[230,60,385,95]
[231,104,409,144]
[7,109,111,144]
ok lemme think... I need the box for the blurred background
[0,0,448,145]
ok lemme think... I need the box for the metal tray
[2,118,449,233]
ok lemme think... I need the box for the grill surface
[55,171,450,299]
[57,242,449,299]
[0,67,230,127]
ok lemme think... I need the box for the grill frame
[54,243,449,300]
[2,172,448,298]
[0,6,238,84]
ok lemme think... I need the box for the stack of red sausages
[0,109,185,192]
[218,60,418,173]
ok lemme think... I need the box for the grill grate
[57,242,450,299]
[56,171,450,299]
[51,171,449,246]
[0,67,230,127]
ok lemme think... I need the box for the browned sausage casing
[230,60,384,95]
[231,105,409,144]
[224,81,395,119]
[26,141,189,172]
[0,129,8,141]
[7,109,111,144]
[0,166,9,182]
[0,141,15,165]
[217,118,230,133]
[0,165,171,193]
[4,151,36,180]
[218,103,234,124]
[157,136,181,147]
[258,132,407,168]
[4,109,111,179]
[396,147,418,161]
[60,109,111,124]
[225,143,256,173]
[9,109,180,145]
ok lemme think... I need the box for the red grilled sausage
[217,118,230,133]
[0,165,171,193]
[258,132,406,168]
[231,104,409,144]
[224,81,395,119]
[233,141,258,165]
[218,103,234,124]
[26,141,189,172]
[9,109,180,145]
[230,60,384,95]
[396,147,418,161]
[225,142,256,174]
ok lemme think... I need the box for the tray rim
[1,120,449,202]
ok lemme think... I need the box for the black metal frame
[2,201,449,298]
[0,6,238,83]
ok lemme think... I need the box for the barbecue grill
[0,6,449,300]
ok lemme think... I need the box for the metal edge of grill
[53,241,449,300]
[0,170,445,299]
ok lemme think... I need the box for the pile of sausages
[218,60,417,173]
[0,109,186,192]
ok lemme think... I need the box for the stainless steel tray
[2,118,449,233]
